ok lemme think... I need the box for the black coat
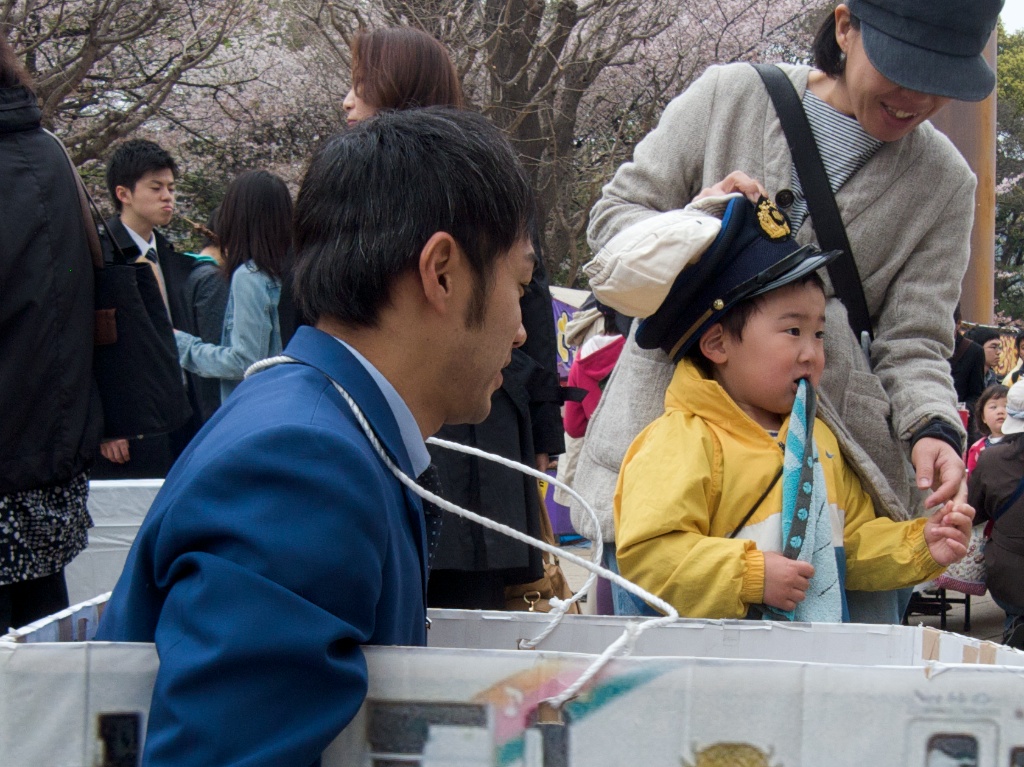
[949,334,986,441]
[179,260,229,422]
[102,216,204,451]
[428,253,565,581]
[102,216,194,331]
[0,86,103,493]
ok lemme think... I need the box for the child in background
[563,302,626,439]
[966,384,1008,475]
[968,380,1024,645]
[613,196,973,621]
[933,382,1005,597]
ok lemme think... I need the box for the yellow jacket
[614,360,944,619]
[1002,360,1022,386]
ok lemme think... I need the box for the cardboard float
[8,480,1024,766]
[5,597,1024,767]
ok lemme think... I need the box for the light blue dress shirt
[333,338,431,477]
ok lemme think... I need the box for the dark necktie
[416,463,444,569]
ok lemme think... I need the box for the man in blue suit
[96,109,538,767]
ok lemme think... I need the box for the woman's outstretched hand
[693,171,768,205]
[911,436,966,509]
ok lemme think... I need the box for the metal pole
[929,31,998,325]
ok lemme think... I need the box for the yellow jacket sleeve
[836,448,945,591]
[614,412,764,618]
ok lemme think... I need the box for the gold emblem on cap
[756,196,790,241]
[713,299,724,310]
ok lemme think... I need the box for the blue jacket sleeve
[140,422,398,767]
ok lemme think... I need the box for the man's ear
[115,185,134,209]
[418,231,461,314]
[699,323,728,364]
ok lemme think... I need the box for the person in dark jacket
[966,325,1002,389]
[967,379,1024,647]
[179,208,229,423]
[92,139,199,478]
[949,304,986,443]
[428,243,566,608]
[338,27,566,608]
[0,35,102,629]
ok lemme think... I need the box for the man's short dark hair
[684,272,826,376]
[105,139,179,212]
[966,326,1001,347]
[293,108,534,328]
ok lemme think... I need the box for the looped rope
[245,355,679,710]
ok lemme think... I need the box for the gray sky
[1004,2,1024,33]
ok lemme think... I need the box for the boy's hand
[762,552,814,612]
[923,498,975,566]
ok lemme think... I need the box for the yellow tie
[138,248,171,317]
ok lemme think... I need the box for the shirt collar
[122,222,157,258]
[332,338,431,477]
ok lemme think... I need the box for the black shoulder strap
[728,465,783,539]
[752,63,873,345]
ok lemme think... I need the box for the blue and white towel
[766,380,847,623]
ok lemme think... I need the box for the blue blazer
[97,326,429,767]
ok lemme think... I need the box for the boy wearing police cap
[611,195,974,621]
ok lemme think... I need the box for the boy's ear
[115,184,134,208]
[699,324,728,364]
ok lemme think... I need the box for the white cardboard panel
[7,636,1024,766]
[65,480,161,605]
[427,608,1024,668]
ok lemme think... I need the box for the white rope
[245,355,295,377]
[426,435,599,648]
[245,355,680,709]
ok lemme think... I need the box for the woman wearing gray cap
[575,0,1003,622]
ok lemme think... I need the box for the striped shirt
[786,90,883,232]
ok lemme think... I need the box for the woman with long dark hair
[175,170,293,402]
[281,27,466,345]
[0,34,102,628]
[341,27,565,610]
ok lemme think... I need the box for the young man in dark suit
[94,139,199,477]
[97,109,538,766]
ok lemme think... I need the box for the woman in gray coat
[575,0,1003,621]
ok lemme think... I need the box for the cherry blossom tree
[1,0,259,163]
[2,0,824,272]
[290,0,821,282]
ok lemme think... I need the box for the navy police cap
[635,196,840,362]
